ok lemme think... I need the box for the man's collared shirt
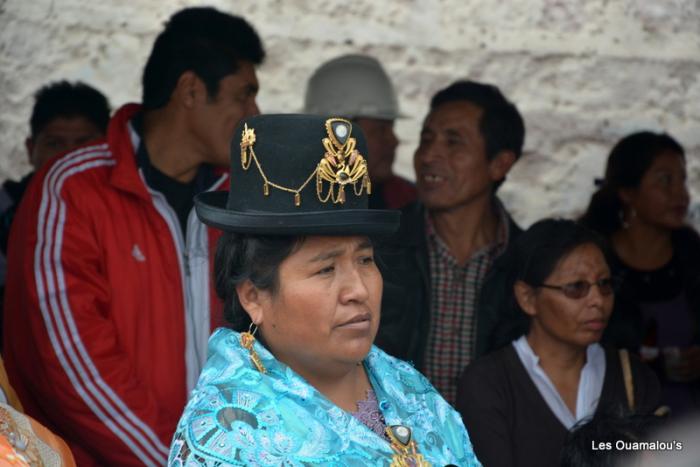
[423,203,509,404]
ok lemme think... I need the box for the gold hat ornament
[193,114,400,236]
[239,118,371,207]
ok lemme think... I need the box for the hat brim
[195,191,400,236]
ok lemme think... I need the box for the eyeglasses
[537,278,615,299]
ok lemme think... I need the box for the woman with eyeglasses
[580,132,700,417]
[455,219,660,467]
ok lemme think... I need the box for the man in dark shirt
[374,80,526,404]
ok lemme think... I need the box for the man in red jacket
[3,7,264,466]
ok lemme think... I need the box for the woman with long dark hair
[581,131,700,416]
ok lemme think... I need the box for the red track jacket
[3,104,227,466]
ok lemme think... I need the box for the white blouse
[512,335,606,430]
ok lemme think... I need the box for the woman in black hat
[168,115,479,466]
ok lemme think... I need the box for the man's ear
[173,71,205,109]
[514,280,537,318]
[25,137,35,165]
[235,280,267,325]
[489,150,517,182]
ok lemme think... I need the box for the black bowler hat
[195,114,400,235]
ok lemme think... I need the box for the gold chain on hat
[239,118,371,207]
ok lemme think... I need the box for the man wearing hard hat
[304,54,416,210]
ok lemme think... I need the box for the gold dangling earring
[240,322,267,374]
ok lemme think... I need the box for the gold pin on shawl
[386,425,431,467]
[237,118,371,207]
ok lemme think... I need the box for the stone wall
[1,0,698,226]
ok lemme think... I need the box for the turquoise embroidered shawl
[169,329,481,466]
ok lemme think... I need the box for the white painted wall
[1,0,698,227]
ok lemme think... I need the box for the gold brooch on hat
[316,118,371,204]
[238,118,371,207]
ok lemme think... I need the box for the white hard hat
[304,54,401,120]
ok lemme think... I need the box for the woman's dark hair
[580,131,685,235]
[502,219,610,319]
[214,233,303,331]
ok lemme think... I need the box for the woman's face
[253,236,382,376]
[524,243,614,348]
[623,151,689,230]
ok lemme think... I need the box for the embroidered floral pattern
[350,390,388,440]
[168,329,481,466]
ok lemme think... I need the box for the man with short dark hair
[0,81,110,253]
[26,81,111,169]
[3,7,264,466]
[374,80,525,404]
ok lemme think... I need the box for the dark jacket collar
[388,201,427,247]
[387,199,522,248]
